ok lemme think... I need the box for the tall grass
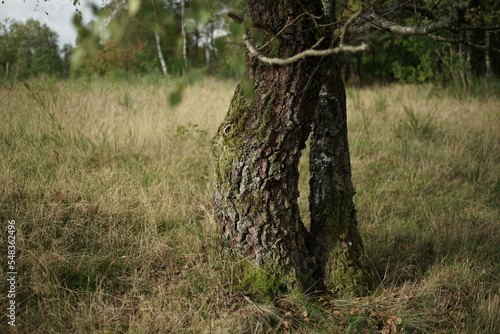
[1,78,498,333]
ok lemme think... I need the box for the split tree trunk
[213,0,374,295]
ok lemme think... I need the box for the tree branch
[456,26,500,31]
[428,33,500,52]
[339,3,364,46]
[347,0,474,36]
[352,13,452,36]
[243,33,368,66]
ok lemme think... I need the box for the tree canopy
[1,0,499,84]
[0,19,67,79]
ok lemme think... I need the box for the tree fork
[213,0,375,297]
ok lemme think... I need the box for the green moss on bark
[242,266,284,302]
[324,239,375,296]
[240,261,307,302]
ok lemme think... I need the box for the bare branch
[243,33,368,66]
[257,12,308,51]
[347,0,474,36]
[354,13,452,36]
[428,33,500,52]
[457,26,500,31]
[339,2,364,46]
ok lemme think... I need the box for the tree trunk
[155,30,168,76]
[213,0,322,293]
[309,57,375,296]
[485,31,491,74]
[181,0,187,72]
[213,0,373,297]
[151,0,167,76]
[309,0,375,296]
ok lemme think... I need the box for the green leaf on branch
[185,21,197,33]
[169,90,183,106]
[191,0,210,23]
[128,0,141,17]
[70,48,85,72]
[241,77,254,99]
[229,22,244,41]
[187,69,204,85]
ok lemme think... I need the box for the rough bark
[213,0,374,297]
[309,57,375,295]
[213,0,322,292]
[305,0,374,296]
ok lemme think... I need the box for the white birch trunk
[155,30,168,76]
[205,23,212,66]
[181,0,187,72]
[485,31,491,74]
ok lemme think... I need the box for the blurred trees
[1,0,498,83]
[339,0,500,85]
[75,0,246,77]
[0,19,66,79]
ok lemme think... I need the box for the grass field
[0,77,498,333]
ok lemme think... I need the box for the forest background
[1,0,499,89]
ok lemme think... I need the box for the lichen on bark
[309,58,376,295]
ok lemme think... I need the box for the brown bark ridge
[309,56,375,296]
[212,0,322,294]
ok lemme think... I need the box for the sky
[0,0,99,47]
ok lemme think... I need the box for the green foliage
[71,0,246,80]
[390,36,445,83]
[0,19,65,80]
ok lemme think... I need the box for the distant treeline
[1,0,499,85]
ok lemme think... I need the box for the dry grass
[0,78,498,333]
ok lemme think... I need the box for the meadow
[0,77,498,333]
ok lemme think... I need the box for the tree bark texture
[213,0,373,295]
[213,0,322,291]
[309,57,375,295]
